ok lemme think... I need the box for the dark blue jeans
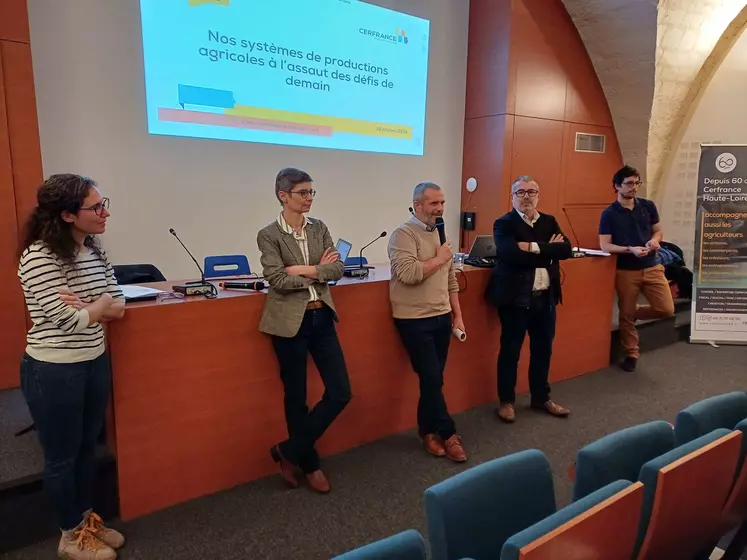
[20,352,112,531]
[394,313,457,441]
[271,306,352,473]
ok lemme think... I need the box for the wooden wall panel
[0,0,43,389]
[461,0,623,254]
[0,0,29,43]
[460,115,513,250]
[0,49,28,390]
[563,50,614,128]
[2,41,42,226]
[558,205,610,249]
[510,116,564,216]
[511,0,569,122]
[464,0,514,120]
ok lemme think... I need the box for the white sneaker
[84,510,125,550]
[57,520,116,560]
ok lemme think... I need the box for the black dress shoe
[621,357,638,372]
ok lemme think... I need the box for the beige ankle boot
[57,519,116,560]
[83,510,125,550]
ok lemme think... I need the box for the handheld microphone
[561,208,585,258]
[219,280,266,291]
[169,228,206,284]
[435,217,446,245]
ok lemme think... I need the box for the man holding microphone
[388,182,468,462]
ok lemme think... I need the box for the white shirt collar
[518,209,540,226]
[277,212,310,235]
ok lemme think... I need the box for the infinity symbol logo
[716,153,737,173]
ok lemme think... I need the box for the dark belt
[532,289,549,297]
[306,300,324,310]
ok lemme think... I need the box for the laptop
[465,235,497,268]
[467,235,496,258]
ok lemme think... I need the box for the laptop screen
[336,238,353,264]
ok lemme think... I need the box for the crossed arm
[493,217,572,266]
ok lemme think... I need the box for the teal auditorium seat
[572,421,675,501]
[500,480,634,560]
[332,530,426,560]
[424,450,556,560]
[674,391,747,446]
[635,428,736,558]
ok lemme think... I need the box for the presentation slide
[139,0,431,155]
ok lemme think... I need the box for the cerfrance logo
[359,28,408,44]
[716,152,737,174]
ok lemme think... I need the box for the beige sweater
[388,217,459,319]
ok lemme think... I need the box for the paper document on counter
[120,285,167,301]
[574,247,611,257]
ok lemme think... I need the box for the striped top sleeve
[18,241,123,363]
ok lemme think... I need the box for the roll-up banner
[692,144,747,344]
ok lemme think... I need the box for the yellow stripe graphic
[226,105,412,139]
[188,0,230,7]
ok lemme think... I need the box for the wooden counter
[107,258,616,520]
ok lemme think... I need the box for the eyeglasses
[289,189,316,199]
[513,189,539,198]
[621,181,643,187]
[80,197,110,216]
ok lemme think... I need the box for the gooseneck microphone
[169,228,218,297]
[359,231,387,268]
[347,231,387,279]
[169,228,206,284]
[434,217,446,245]
[561,208,586,258]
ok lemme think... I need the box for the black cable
[456,268,468,293]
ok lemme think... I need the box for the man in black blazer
[485,176,572,423]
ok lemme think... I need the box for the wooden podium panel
[108,258,615,519]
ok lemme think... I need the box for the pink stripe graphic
[158,108,333,137]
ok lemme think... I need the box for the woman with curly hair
[17,174,126,560]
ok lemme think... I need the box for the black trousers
[270,306,352,473]
[394,313,456,440]
[497,291,555,405]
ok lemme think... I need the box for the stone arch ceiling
[560,0,658,182]
[560,0,746,198]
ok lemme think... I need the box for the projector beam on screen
[139,0,430,155]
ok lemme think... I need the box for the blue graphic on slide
[177,85,235,109]
[139,0,431,155]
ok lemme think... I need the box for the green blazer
[256,218,344,337]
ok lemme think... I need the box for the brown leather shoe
[305,470,331,494]
[531,400,570,417]
[443,435,467,463]
[497,403,516,423]
[270,445,298,488]
[422,434,446,457]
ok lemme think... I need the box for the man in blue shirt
[599,166,675,372]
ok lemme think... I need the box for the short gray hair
[413,181,441,203]
[511,176,538,191]
[275,167,313,203]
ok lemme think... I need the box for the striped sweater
[18,241,124,363]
